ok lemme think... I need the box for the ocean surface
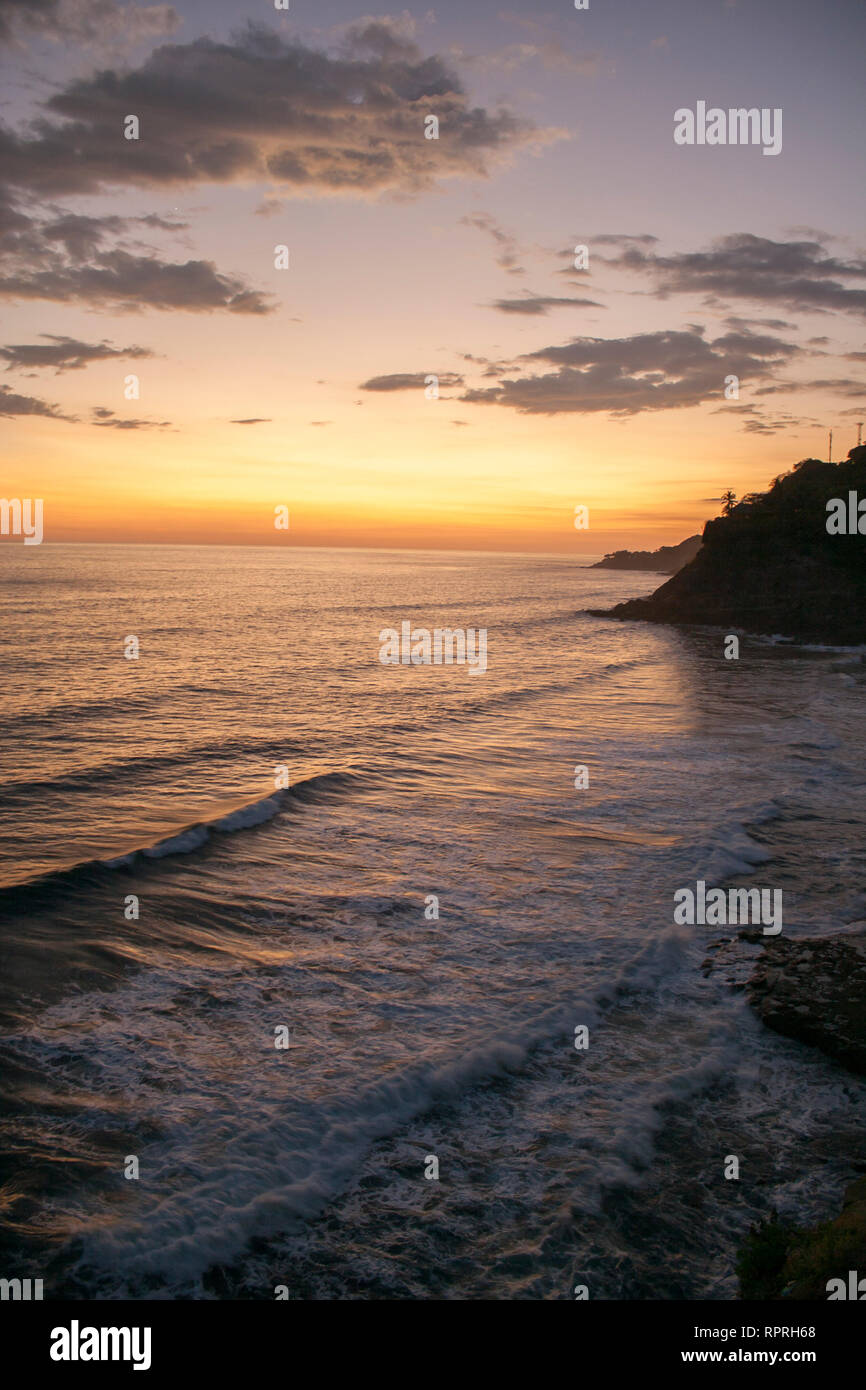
[1,543,865,1300]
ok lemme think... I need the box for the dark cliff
[598,447,866,643]
[590,534,702,574]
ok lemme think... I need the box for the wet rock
[745,932,866,1075]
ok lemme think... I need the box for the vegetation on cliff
[732,930,866,1298]
[738,1178,866,1300]
[600,446,866,643]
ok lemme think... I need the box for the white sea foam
[99,790,302,870]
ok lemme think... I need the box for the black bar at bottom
[3,1297,860,1376]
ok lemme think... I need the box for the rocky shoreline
[592,447,866,645]
[592,447,866,1291]
[745,931,866,1076]
[711,930,866,1297]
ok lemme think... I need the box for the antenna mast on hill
[828,429,833,463]
[858,422,863,448]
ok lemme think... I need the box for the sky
[1,0,864,552]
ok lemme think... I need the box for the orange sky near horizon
[1,3,863,554]
[3,393,848,552]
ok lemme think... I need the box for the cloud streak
[460,213,526,276]
[0,188,272,313]
[360,372,465,392]
[91,406,170,428]
[0,334,153,372]
[489,292,603,315]
[0,0,180,47]
[0,381,74,418]
[462,327,800,416]
[601,233,866,318]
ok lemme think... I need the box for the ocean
[1,543,865,1299]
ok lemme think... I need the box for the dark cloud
[37,211,128,260]
[0,381,74,418]
[710,329,801,358]
[36,209,188,260]
[0,24,548,318]
[91,406,170,428]
[489,292,603,315]
[0,0,56,37]
[601,233,866,318]
[0,198,188,261]
[0,23,551,200]
[0,189,272,313]
[461,327,800,417]
[0,334,152,372]
[230,417,271,424]
[0,0,180,47]
[0,188,32,240]
[0,246,273,313]
[724,314,795,332]
[137,212,188,232]
[360,372,465,392]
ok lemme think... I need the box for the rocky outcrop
[735,932,866,1298]
[744,932,866,1076]
[596,447,866,643]
[590,534,701,573]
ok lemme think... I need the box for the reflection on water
[1,545,864,1298]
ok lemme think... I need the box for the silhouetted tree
[721,490,737,515]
